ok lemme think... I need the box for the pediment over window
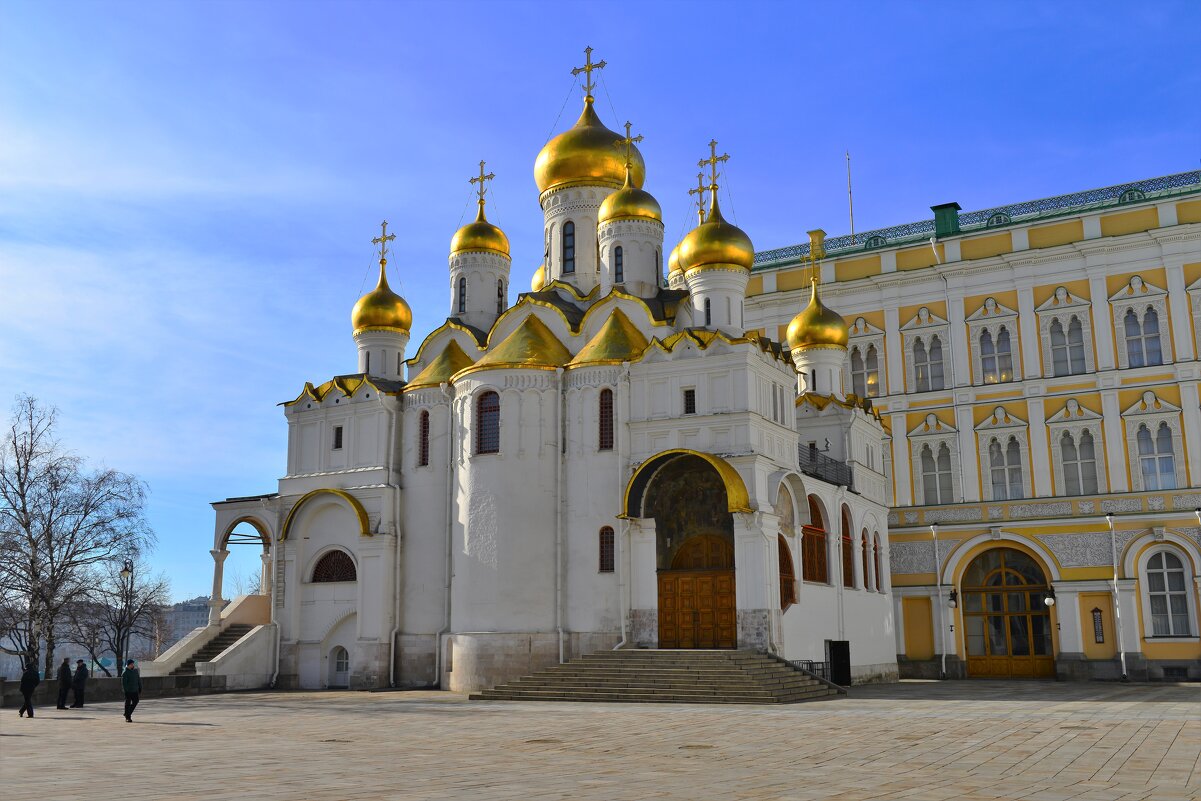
[847,316,884,337]
[901,307,948,330]
[1035,286,1090,313]
[1047,398,1103,425]
[965,297,1017,322]
[908,412,957,438]
[1123,390,1181,417]
[974,405,1027,431]
[1107,275,1166,303]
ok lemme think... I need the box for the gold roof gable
[568,309,649,367]
[406,339,475,390]
[457,313,573,378]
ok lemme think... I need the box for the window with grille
[312,550,357,582]
[980,327,1014,383]
[332,425,344,450]
[598,527,615,573]
[802,496,828,584]
[920,442,954,504]
[1050,316,1087,376]
[1146,551,1190,635]
[1125,307,1163,367]
[682,388,696,415]
[988,436,1024,500]
[418,410,430,467]
[562,221,575,273]
[457,277,467,314]
[614,246,624,283]
[475,391,500,454]
[1091,608,1105,643]
[598,388,614,451]
[1059,430,1097,495]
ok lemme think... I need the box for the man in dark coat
[56,657,72,709]
[70,659,88,707]
[122,658,142,722]
[18,662,40,718]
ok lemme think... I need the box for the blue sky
[2,0,1198,600]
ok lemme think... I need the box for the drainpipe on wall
[386,398,403,688]
[1108,513,1128,681]
[931,523,947,680]
[555,367,566,664]
[613,362,631,651]
[435,382,456,687]
[267,496,281,689]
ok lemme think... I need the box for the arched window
[841,506,854,588]
[475,391,500,454]
[312,550,356,582]
[562,221,575,274]
[861,530,871,591]
[913,337,929,392]
[704,298,712,327]
[598,388,614,451]
[598,527,615,573]
[613,246,624,283]
[1126,307,1164,368]
[1137,422,1176,490]
[988,436,1024,500]
[981,328,1014,383]
[457,276,467,314]
[1067,317,1086,374]
[802,496,828,584]
[1146,551,1191,635]
[928,336,945,390]
[850,347,866,397]
[1060,430,1097,496]
[1052,316,1088,376]
[873,534,883,593]
[920,443,954,504]
[497,279,505,315]
[1050,319,1068,376]
[778,535,797,610]
[418,410,430,467]
[865,344,879,397]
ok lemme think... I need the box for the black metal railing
[789,659,830,681]
[798,445,854,490]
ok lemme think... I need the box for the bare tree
[0,395,154,675]
[67,555,169,675]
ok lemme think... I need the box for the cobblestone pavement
[2,680,1198,800]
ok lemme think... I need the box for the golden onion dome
[450,202,510,257]
[786,278,848,350]
[598,168,662,224]
[535,98,646,195]
[352,259,412,335]
[667,243,682,276]
[677,195,754,273]
[531,264,547,292]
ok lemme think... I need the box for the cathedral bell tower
[351,221,412,379]
[448,161,511,332]
[786,230,849,397]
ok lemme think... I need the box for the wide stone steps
[170,624,253,676]
[471,649,843,705]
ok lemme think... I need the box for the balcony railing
[798,445,854,491]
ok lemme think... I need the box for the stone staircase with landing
[169,624,254,676]
[470,649,845,704]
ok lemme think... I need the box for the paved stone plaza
[2,681,1197,800]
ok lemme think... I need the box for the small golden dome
[786,278,848,350]
[450,202,510,257]
[677,195,754,273]
[352,259,413,335]
[531,264,547,292]
[535,98,646,195]
[667,243,682,276]
[598,169,662,224]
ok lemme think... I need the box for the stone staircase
[470,649,845,704]
[169,624,254,676]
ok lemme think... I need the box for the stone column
[946,294,970,389]
[260,551,273,597]
[733,513,773,651]
[1165,260,1194,362]
[1017,282,1042,379]
[884,307,905,395]
[955,404,981,503]
[208,549,229,625]
[1026,400,1052,497]
[1100,391,1129,492]
[1179,380,1201,486]
[890,413,912,506]
[1053,582,1084,656]
[627,518,658,646]
[1088,275,1115,371]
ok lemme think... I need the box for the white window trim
[974,406,1032,502]
[909,413,961,506]
[1137,543,1199,640]
[901,308,950,393]
[1109,276,1170,370]
[1035,287,1095,377]
[1047,399,1108,496]
[1187,277,1201,357]
[844,317,886,398]
[966,297,1021,386]
[1122,391,1186,491]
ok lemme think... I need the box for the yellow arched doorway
[961,547,1055,678]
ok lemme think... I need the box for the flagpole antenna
[846,150,856,245]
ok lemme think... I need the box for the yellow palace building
[745,172,1201,681]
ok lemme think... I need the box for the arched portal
[640,453,738,649]
[960,547,1055,678]
[328,646,350,689]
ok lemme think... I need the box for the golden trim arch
[280,489,371,541]
[622,449,753,517]
[219,516,273,549]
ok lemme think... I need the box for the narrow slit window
[562,221,575,274]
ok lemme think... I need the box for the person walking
[18,662,40,718]
[122,659,142,722]
[70,659,88,708]
[56,657,72,709]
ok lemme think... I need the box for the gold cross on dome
[613,121,643,169]
[698,139,730,194]
[571,46,607,98]
[469,160,495,204]
[372,220,396,261]
[687,171,708,224]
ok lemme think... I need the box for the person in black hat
[18,662,40,718]
[56,657,72,709]
[70,659,88,708]
[121,659,142,722]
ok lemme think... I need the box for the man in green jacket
[122,659,142,722]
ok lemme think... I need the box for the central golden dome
[786,278,848,350]
[450,202,510,257]
[352,259,412,335]
[677,195,754,273]
[535,98,646,195]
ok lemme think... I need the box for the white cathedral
[150,53,898,693]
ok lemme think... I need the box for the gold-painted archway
[219,516,273,549]
[280,488,371,541]
[622,449,753,517]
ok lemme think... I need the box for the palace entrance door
[658,535,736,649]
[961,548,1056,678]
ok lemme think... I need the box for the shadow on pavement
[849,679,1198,703]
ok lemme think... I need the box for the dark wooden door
[658,570,736,649]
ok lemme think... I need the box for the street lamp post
[1106,513,1128,681]
[931,523,947,680]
